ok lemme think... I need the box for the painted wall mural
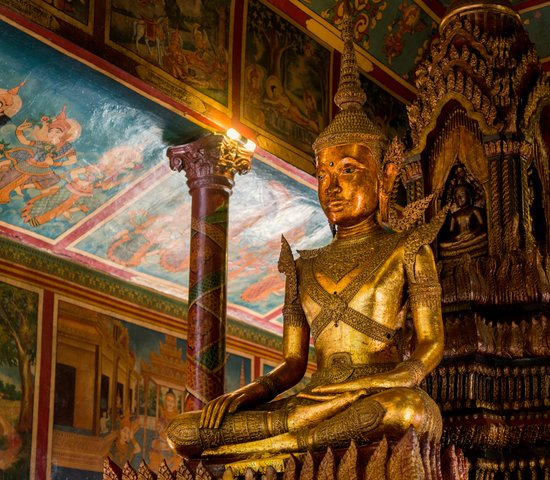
[40,0,92,27]
[49,299,261,479]
[242,0,331,154]
[0,20,200,240]
[0,280,40,478]
[107,0,231,108]
[50,301,180,477]
[0,18,331,336]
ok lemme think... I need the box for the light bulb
[226,128,240,141]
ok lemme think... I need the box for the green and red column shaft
[168,134,252,411]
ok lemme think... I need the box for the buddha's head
[312,11,389,229]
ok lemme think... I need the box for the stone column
[168,133,252,411]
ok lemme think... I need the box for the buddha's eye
[342,166,355,174]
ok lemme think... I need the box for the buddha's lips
[326,200,346,210]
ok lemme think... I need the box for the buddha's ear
[378,137,404,225]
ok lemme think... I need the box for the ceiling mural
[301,0,437,79]
[0,21,200,240]
[0,18,331,335]
[1,0,548,173]
[70,159,331,326]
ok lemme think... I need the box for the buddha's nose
[327,177,342,194]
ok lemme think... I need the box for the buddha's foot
[203,433,299,457]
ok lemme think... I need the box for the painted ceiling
[0,19,334,335]
[0,0,548,336]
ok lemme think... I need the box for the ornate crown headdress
[312,4,385,161]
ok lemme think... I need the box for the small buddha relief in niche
[439,163,488,259]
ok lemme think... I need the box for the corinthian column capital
[167,133,252,193]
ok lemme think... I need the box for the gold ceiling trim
[413,0,442,22]
[519,1,550,14]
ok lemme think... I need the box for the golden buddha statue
[166,13,445,459]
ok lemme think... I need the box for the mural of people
[20,145,143,226]
[108,414,141,467]
[0,81,25,126]
[107,210,187,270]
[148,388,179,470]
[0,105,80,204]
[109,0,230,105]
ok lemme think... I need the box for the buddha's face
[316,143,379,227]
[454,186,470,208]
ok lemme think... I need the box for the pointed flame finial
[312,0,385,160]
[333,3,367,111]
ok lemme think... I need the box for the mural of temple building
[52,301,139,472]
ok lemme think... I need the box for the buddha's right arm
[199,308,310,429]
[255,313,310,395]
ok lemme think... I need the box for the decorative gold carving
[388,193,435,232]
[403,206,449,281]
[301,237,400,343]
[105,432,473,478]
[402,359,428,386]
[195,462,213,480]
[439,250,550,304]
[167,134,252,193]
[379,137,405,225]
[158,460,175,480]
[523,78,550,134]
[254,375,280,398]
[312,10,384,160]
[122,462,138,480]
[103,457,122,480]
[443,313,550,359]
[408,281,442,310]
[283,455,299,480]
[387,428,425,479]
[317,448,336,480]
[300,451,316,480]
[138,460,156,480]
